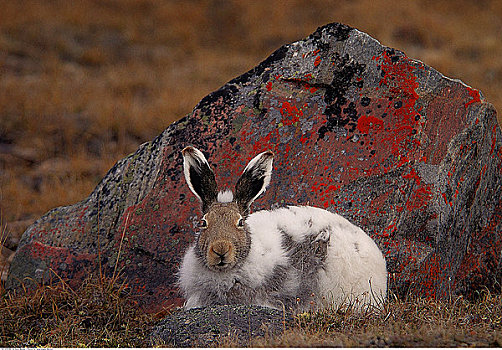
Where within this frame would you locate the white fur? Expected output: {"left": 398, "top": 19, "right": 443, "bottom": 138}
{"left": 217, "top": 190, "right": 234, "bottom": 203}
{"left": 242, "top": 151, "right": 273, "bottom": 205}
{"left": 182, "top": 147, "right": 209, "bottom": 202}
{"left": 318, "top": 214, "right": 388, "bottom": 307}
{"left": 247, "top": 206, "right": 387, "bottom": 306}
{"left": 178, "top": 205, "right": 387, "bottom": 311}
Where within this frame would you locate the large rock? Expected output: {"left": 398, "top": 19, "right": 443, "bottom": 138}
{"left": 7, "top": 23, "right": 502, "bottom": 311}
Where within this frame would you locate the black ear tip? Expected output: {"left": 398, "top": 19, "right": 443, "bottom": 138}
{"left": 263, "top": 150, "right": 274, "bottom": 159}
{"left": 182, "top": 146, "right": 197, "bottom": 156}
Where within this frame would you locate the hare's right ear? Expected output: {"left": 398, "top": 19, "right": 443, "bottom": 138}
{"left": 235, "top": 150, "right": 274, "bottom": 213}
{"left": 182, "top": 146, "right": 217, "bottom": 212}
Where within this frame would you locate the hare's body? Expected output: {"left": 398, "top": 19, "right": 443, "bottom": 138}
{"left": 179, "top": 205, "right": 387, "bottom": 311}
{"left": 179, "top": 146, "right": 387, "bottom": 312}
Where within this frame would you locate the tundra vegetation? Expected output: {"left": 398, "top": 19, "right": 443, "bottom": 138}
{"left": 1, "top": 271, "right": 502, "bottom": 347}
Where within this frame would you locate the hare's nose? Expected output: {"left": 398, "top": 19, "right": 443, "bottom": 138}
{"left": 210, "top": 240, "right": 232, "bottom": 258}
{"left": 207, "top": 240, "right": 236, "bottom": 270}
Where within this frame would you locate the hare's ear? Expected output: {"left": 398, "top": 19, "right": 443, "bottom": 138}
{"left": 235, "top": 150, "right": 274, "bottom": 213}
{"left": 182, "top": 146, "right": 217, "bottom": 212}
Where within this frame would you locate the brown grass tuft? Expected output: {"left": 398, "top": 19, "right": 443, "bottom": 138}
{"left": 0, "top": 273, "right": 156, "bottom": 347}
{"left": 256, "top": 291, "right": 502, "bottom": 347}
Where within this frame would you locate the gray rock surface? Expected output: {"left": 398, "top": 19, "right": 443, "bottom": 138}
{"left": 149, "top": 305, "right": 293, "bottom": 347}
{"left": 7, "top": 22, "right": 502, "bottom": 312}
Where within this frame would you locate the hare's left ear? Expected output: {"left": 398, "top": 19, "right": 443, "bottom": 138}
{"left": 182, "top": 146, "right": 218, "bottom": 213}
{"left": 235, "top": 151, "right": 274, "bottom": 213}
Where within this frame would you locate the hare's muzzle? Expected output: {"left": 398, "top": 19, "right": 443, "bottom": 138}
{"left": 207, "top": 240, "right": 235, "bottom": 271}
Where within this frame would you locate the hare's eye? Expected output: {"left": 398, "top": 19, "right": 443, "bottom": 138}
{"left": 199, "top": 219, "right": 208, "bottom": 229}
{"left": 237, "top": 218, "right": 245, "bottom": 228}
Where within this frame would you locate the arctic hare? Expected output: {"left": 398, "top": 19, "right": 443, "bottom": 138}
{"left": 178, "top": 146, "right": 387, "bottom": 312}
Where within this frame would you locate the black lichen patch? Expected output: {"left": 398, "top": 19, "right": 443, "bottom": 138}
{"left": 230, "top": 45, "right": 289, "bottom": 87}
{"left": 361, "top": 96, "right": 371, "bottom": 107}
{"left": 252, "top": 89, "right": 267, "bottom": 118}
{"left": 196, "top": 84, "right": 238, "bottom": 117}
{"left": 309, "top": 22, "right": 353, "bottom": 44}
{"left": 318, "top": 53, "right": 366, "bottom": 139}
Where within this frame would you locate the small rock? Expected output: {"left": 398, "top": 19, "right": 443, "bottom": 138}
{"left": 149, "top": 305, "right": 293, "bottom": 347}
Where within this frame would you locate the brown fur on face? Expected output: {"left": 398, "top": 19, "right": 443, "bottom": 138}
{"left": 196, "top": 202, "right": 250, "bottom": 272}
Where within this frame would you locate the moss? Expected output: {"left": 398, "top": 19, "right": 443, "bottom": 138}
{"left": 232, "top": 112, "right": 247, "bottom": 133}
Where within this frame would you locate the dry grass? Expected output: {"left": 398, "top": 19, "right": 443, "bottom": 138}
{"left": 0, "top": 219, "right": 9, "bottom": 284}
{"left": 2, "top": 279, "right": 502, "bottom": 347}
{"left": 0, "top": 273, "right": 157, "bottom": 347}
{"left": 254, "top": 291, "right": 502, "bottom": 347}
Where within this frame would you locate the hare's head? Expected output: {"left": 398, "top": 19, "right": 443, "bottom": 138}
{"left": 182, "top": 146, "right": 273, "bottom": 272}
